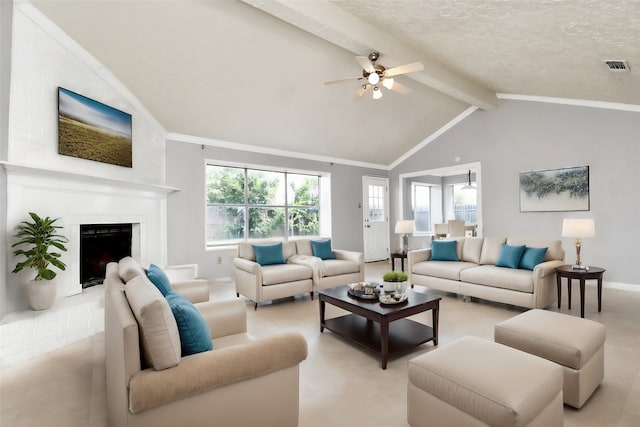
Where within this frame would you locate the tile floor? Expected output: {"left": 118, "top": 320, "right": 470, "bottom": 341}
{"left": 1, "top": 261, "right": 639, "bottom": 427}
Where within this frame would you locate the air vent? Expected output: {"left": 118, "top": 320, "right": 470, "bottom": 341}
{"left": 603, "top": 60, "right": 630, "bottom": 72}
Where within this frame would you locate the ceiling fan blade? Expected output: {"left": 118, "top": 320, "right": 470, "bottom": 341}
{"left": 355, "top": 56, "right": 375, "bottom": 73}
{"left": 390, "top": 81, "right": 411, "bottom": 95}
{"left": 384, "top": 62, "right": 424, "bottom": 77}
{"left": 356, "top": 84, "right": 370, "bottom": 97}
{"left": 324, "top": 76, "right": 364, "bottom": 85}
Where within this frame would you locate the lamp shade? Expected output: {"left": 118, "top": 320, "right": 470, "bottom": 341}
{"left": 395, "top": 220, "right": 415, "bottom": 235}
{"left": 562, "top": 218, "right": 595, "bottom": 238}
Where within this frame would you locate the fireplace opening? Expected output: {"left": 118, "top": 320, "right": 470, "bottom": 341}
{"left": 80, "top": 223, "right": 133, "bottom": 288}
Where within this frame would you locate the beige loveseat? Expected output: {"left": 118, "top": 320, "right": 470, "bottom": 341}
{"left": 105, "top": 259, "right": 308, "bottom": 427}
{"left": 234, "top": 239, "right": 364, "bottom": 309}
{"left": 408, "top": 237, "right": 565, "bottom": 309}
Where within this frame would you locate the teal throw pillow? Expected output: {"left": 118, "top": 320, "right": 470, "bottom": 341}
{"left": 311, "top": 239, "right": 335, "bottom": 260}
{"left": 165, "top": 292, "right": 213, "bottom": 356}
{"left": 496, "top": 244, "right": 526, "bottom": 269}
{"left": 518, "top": 247, "right": 548, "bottom": 270}
{"left": 431, "top": 240, "right": 458, "bottom": 261}
{"left": 253, "top": 242, "right": 286, "bottom": 266}
{"left": 146, "top": 264, "right": 173, "bottom": 296}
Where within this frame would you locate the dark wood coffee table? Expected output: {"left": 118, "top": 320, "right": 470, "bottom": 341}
{"left": 318, "top": 285, "right": 441, "bottom": 369}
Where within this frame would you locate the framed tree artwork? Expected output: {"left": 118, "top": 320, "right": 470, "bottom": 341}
{"left": 519, "top": 166, "right": 590, "bottom": 212}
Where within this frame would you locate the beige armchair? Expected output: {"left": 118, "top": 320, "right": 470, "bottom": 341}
{"left": 234, "top": 239, "right": 364, "bottom": 309}
{"left": 105, "top": 262, "right": 308, "bottom": 427}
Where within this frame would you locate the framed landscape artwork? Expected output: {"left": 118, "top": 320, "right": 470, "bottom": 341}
{"left": 519, "top": 166, "right": 590, "bottom": 212}
{"left": 57, "top": 87, "right": 132, "bottom": 167}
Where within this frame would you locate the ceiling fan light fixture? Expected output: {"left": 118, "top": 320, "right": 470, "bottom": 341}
{"left": 372, "top": 86, "right": 382, "bottom": 100}
{"left": 368, "top": 72, "right": 380, "bottom": 85}
{"left": 325, "top": 52, "right": 421, "bottom": 98}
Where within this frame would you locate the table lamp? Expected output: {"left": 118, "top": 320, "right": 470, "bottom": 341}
{"left": 562, "top": 218, "right": 595, "bottom": 270}
{"left": 395, "top": 220, "right": 415, "bottom": 253}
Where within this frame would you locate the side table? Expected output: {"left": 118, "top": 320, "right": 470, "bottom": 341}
{"left": 390, "top": 251, "right": 408, "bottom": 272}
{"left": 555, "top": 265, "right": 606, "bottom": 318}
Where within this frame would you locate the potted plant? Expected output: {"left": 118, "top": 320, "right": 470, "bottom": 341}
{"left": 382, "top": 271, "right": 409, "bottom": 294}
{"left": 12, "top": 212, "right": 68, "bottom": 310}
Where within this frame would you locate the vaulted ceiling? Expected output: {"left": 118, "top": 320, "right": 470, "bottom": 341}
{"left": 31, "top": 0, "right": 640, "bottom": 167}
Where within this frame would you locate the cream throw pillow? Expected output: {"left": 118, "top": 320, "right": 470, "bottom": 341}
{"left": 119, "top": 256, "right": 146, "bottom": 282}
{"left": 479, "top": 237, "right": 507, "bottom": 265}
{"left": 125, "top": 275, "right": 181, "bottom": 370}
{"left": 462, "top": 237, "right": 484, "bottom": 264}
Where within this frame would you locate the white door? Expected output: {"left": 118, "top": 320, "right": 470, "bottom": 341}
{"left": 362, "top": 176, "right": 389, "bottom": 262}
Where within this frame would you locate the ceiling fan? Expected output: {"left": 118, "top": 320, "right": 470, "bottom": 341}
{"left": 324, "top": 52, "right": 424, "bottom": 100}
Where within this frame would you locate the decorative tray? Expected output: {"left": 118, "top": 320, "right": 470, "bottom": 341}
{"left": 379, "top": 294, "right": 408, "bottom": 305}
{"left": 348, "top": 282, "right": 380, "bottom": 300}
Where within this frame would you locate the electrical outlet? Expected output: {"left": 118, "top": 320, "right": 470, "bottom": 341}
{"left": 217, "top": 256, "right": 223, "bottom": 264}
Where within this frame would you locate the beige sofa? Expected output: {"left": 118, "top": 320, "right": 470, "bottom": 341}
{"left": 105, "top": 260, "right": 308, "bottom": 427}
{"left": 408, "top": 237, "right": 565, "bottom": 309}
{"left": 234, "top": 239, "right": 364, "bottom": 309}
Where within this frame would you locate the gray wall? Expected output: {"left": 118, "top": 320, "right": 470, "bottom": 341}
{"left": 0, "top": 0, "right": 13, "bottom": 317}
{"left": 390, "top": 99, "right": 639, "bottom": 286}
{"left": 165, "top": 140, "right": 386, "bottom": 280}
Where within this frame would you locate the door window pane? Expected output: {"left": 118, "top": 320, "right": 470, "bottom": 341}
{"left": 368, "top": 184, "right": 385, "bottom": 222}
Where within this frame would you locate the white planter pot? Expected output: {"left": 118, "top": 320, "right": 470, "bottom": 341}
{"left": 383, "top": 281, "right": 407, "bottom": 295}
{"left": 25, "top": 279, "right": 57, "bottom": 310}
{"left": 382, "top": 281, "right": 395, "bottom": 293}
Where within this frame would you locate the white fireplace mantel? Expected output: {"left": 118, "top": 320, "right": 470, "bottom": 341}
{"left": 1, "top": 161, "right": 179, "bottom": 195}
{"left": 3, "top": 160, "right": 176, "bottom": 311}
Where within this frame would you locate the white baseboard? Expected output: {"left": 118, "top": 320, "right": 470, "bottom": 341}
{"left": 212, "top": 277, "right": 234, "bottom": 283}
{"left": 580, "top": 280, "right": 640, "bottom": 293}
{"left": 601, "top": 281, "right": 640, "bottom": 293}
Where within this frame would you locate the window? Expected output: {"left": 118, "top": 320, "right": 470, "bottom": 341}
{"left": 411, "top": 183, "right": 431, "bottom": 233}
{"left": 206, "top": 165, "right": 321, "bottom": 245}
{"left": 367, "top": 184, "right": 385, "bottom": 222}
{"left": 452, "top": 183, "right": 477, "bottom": 223}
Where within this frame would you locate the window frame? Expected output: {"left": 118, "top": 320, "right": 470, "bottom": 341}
{"left": 411, "top": 182, "right": 432, "bottom": 234}
{"left": 205, "top": 162, "right": 325, "bottom": 247}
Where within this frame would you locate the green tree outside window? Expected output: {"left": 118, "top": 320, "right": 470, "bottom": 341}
{"left": 206, "top": 166, "right": 320, "bottom": 244}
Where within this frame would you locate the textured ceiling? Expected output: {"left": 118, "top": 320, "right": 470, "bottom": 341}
{"left": 333, "top": 0, "right": 640, "bottom": 104}
{"left": 29, "top": 0, "right": 640, "bottom": 167}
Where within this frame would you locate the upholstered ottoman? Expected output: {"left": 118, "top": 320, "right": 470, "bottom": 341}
{"left": 494, "top": 309, "right": 606, "bottom": 408}
{"left": 407, "top": 336, "right": 563, "bottom": 427}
